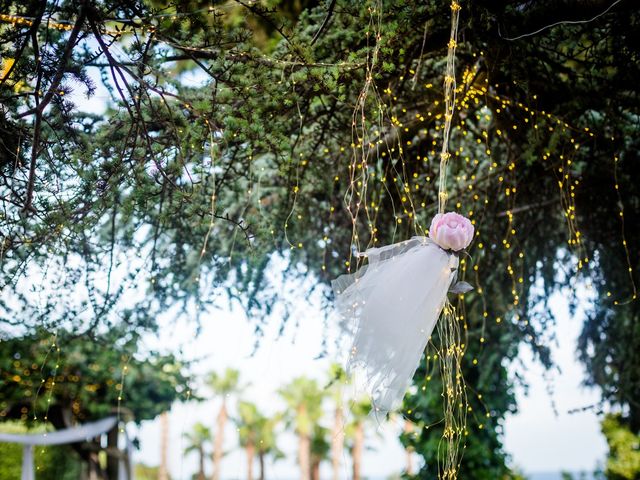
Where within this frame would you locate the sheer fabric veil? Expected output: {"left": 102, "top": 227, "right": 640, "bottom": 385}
{"left": 332, "top": 237, "right": 458, "bottom": 416}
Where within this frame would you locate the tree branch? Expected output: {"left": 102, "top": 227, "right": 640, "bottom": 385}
{"left": 21, "top": 1, "right": 88, "bottom": 212}
{"left": 18, "top": 3, "right": 88, "bottom": 120}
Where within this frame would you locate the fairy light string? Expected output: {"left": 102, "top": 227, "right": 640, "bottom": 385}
{"left": 345, "top": 0, "right": 385, "bottom": 271}
{"left": 610, "top": 154, "right": 638, "bottom": 304}
{"left": 432, "top": 2, "right": 466, "bottom": 479}
{"left": 437, "top": 0, "right": 461, "bottom": 214}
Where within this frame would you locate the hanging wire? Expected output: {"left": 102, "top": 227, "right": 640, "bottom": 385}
{"left": 437, "top": 1, "right": 461, "bottom": 214}
{"left": 436, "top": 4, "right": 467, "bottom": 479}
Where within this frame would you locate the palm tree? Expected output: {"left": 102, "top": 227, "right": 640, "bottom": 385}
{"left": 346, "top": 398, "right": 371, "bottom": 480}
{"left": 255, "top": 414, "right": 283, "bottom": 480}
{"left": 184, "top": 423, "right": 212, "bottom": 480}
{"left": 207, "top": 368, "right": 242, "bottom": 480}
{"left": 327, "top": 364, "right": 349, "bottom": 480}
{"left": 310, "top": 425, "right": 330, "bottom": 480}
{"left": 236, "top": 402, "right": 283, "bottom": 480}
{"left": 236, "top": 401, "right": 260, "bottom": 480}
{"left": 279, "top": 377, "right": 325, "bottom": 480}
{"left": 403, "top": 418, "right": 415, "bottom": 475}
{"left": 159, "top": 411, "right": 170, "bottom": 480}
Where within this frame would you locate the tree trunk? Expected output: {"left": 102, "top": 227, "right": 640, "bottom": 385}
{"left": 331, "top": 405, "right": 344, "bottom": 480}
{"left": 198, "top": 446, "right": 206, "bottom": 480}
{"left": 106, "top": 426, "right": 119, "bottom": 480}
{"left": 212, "top": 400, "right": 227, "bottom": 480}
{"left": 404, "top": 419, "right": 414, "bottom": 475}
{"left": 405, "top": 448, "right": 414, "bottom": 476}
{"left": 159, "top": 411, "right": 170, "bottom": 480}
{"left": 351, "top": 422, "right": 364, "bottom": 480}
{"left": 88, "top": 451, "right": 100, "bottom": 480}
{"left": 311, "top": 459, "right": 320, "bottom": 480}
{"left": 298, "top": 433, "right": 311, "bottom": 480}
{"left": 246, "top": 440, "right": 255, "bottom": 480}
{"left": 258, "top": 452, "right": 265, "bottom": 480}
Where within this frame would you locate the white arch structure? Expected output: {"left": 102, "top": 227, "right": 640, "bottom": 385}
{"left": 0, "top": 416, "right": 132, "bottom": 480}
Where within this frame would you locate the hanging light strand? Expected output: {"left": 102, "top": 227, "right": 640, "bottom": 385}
{"left": 437, "top": 0, "right": 461, "bottom": 214}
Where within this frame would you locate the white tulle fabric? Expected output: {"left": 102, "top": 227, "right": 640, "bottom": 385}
{"left": 332, "top": 236, "right": 458, "bottom": 416}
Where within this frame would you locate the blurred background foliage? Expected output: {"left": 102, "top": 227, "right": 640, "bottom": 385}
{"left": 0, "top": 422, "right": 82, "bottom": 480}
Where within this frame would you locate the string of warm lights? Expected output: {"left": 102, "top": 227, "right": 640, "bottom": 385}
{"left": 0, "top": 12, "right": 110, "bottom": 34}
{"left": 429, "top": 3, "right": 467, "bottom": 478}
{"left": 116, "top": 356, "right": 130, "bottom": 432}
{"left": 32, "top": 335, "right": 60, "bottom": 424}
{"left": 611, "top": 154, "right": 638, "bottom": 304}
{"left": 343, "top": 0, "right": 385, "bottom": 272}
{"left": 437, "top": 0, "right": 461, "bottom": 216}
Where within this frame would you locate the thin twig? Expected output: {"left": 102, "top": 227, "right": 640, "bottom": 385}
{"left": 311, "top": 0, "right": 336, "bottom": 45}
{"left": 21, "top": 2, "right": 87, "bottom": 212}
{"left": 18, "top": 3, "right": 88, "bottom": 120}
{"left": 499, "top": 0, "right": 624, "bottom": 41}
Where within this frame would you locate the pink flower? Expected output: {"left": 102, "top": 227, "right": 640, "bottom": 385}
{"left": 429, "top": 212, "right": 474, "bottom": 251}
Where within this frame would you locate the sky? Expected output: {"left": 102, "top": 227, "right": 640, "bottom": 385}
{"left": 503, "top": 290, "right": 607, "bottom": 475}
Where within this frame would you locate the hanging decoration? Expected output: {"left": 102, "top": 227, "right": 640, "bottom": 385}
{"left": 333, "top": 1, "right": 469, "bottom": 478}
{"left": 332, "top": 215, "right": 472, "bottom": 416}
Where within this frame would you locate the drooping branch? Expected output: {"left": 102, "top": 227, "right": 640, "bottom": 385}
{"left": 21, "top": 1, "right": 88, "bottom": 213}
